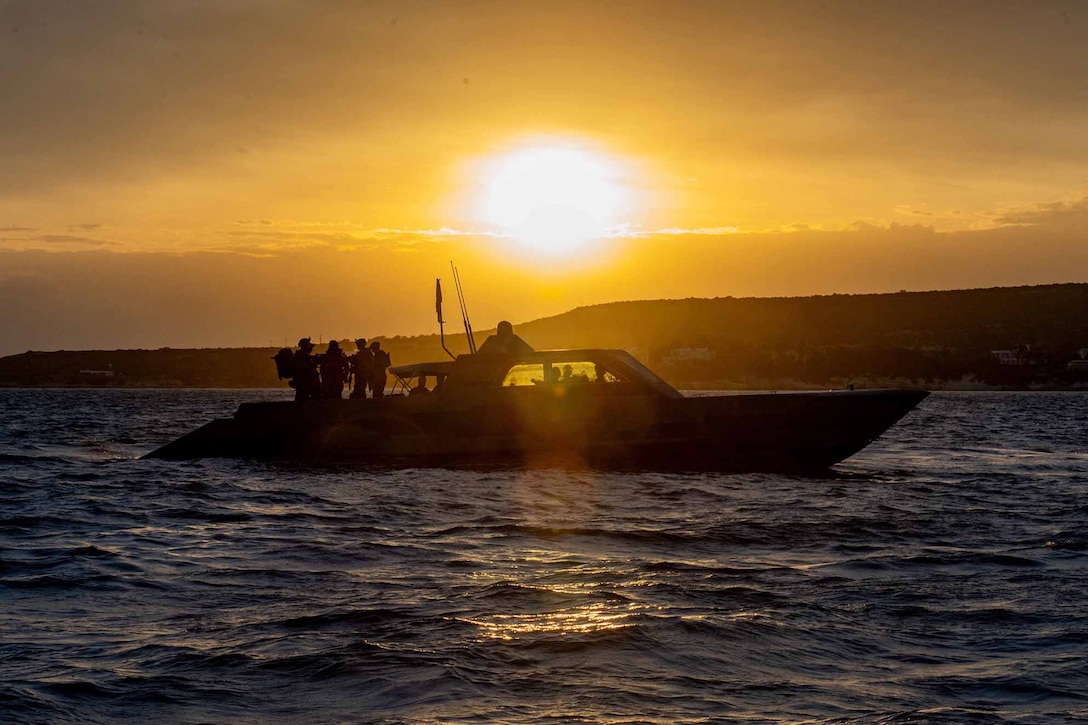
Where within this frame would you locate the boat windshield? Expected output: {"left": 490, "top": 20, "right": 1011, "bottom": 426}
{"left": 396, "top": 349, "right": 682, "bottom": 398}
{"left": 501, "top": 360, "right": 624, "bottom": 387}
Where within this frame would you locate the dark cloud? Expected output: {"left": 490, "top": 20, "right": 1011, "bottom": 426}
{"left": 0, "top": 225, "right": 35, "bottom": 232}
{"left": 68, "top": 223, "right": 102, "bottom": 231}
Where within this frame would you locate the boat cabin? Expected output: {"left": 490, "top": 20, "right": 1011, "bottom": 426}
{"left": 388, "top": 349, "right": 682, "bottom": 399}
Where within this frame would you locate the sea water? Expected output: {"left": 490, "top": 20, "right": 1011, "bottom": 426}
{"left": 2, "top": 389, "right": 1087, "bottom": 723}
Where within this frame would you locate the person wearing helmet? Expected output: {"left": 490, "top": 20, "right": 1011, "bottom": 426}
{"left": 320, "top": 340, "right": 349, "bottom": 399}
{"left": 349, "top": 338, "right": 372, "bottom": 399}
{"left": 369, "top": 340, "right": 391, "bottom": 398}
{"left": 292, "top": 338, "right": 320, "bottom": 401}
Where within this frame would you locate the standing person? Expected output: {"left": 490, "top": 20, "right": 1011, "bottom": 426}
{"left": 369, "top": 341, "right": 391, "bottom": 398}
{"left": 319, "top": 340, "right": 349, "bottom": 399}
{"left": 292, "top": 338, "right": 320, "bottom": 401}
{"left": 349, "top": 338, "right": 372, "bottom": 399}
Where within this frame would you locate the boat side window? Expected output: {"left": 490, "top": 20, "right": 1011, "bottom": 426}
{"left": 594, "top": 366, "right": 624, "bottom": 384}
{"left": 501, "top": 363, "right": 546, "bottom": 387}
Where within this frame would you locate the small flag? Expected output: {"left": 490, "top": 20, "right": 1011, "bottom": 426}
{"left": 435, "top": 278, "right": 444, "bottom": 323}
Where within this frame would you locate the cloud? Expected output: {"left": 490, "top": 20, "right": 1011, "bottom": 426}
{"left": 636, "top": 227, "right": 741, "bottom": 236}
{"left": 232, "top": 219, "right": 499, "bottom": 236}
{"left": 223, "top": 225, "right": 499, "bottom": 251}
{"left": 68, "top": 223, "right": 103, "bottom": 231}
{"left": 370, "top": 227, "right": 502, "bottom": 239}
{"left": 0, "top": 225, "right": 34, "bottom": 232}
{"left": 34, "top": 234, "right": 118, "bottom": 247}
{"left": 994, "top": 198, "right": 1088, "bottom": 226}
{"left": 895, "top": 206, "right": 936, "bottom": 217}
{"left": 615, "top": 221, "right": 942, "bottom": 238}
{"left": 845, "top": 221, "right": 938, "bottom": 236}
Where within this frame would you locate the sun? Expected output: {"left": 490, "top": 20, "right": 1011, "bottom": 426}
{"left": 479, "top": 145, "right": 629, "bottom": 254}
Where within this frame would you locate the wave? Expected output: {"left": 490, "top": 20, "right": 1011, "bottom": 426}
{"left": 277, "top": 607, "right": 418, "bottom": 630}
{"left": 0, "top": 514, "right": 85, "bottom": 530}
{"left": 67, "top": 545, "right": 119, "bottom": 558}
{"left": 0, "top": 452, "right": 75, "bottom": 464}
{"left": 156, "top": 508, "right": 252, "bottom": 523}
{"left": 835, "top": 550, "right": 1045, "bottom": 572}
{"left": 0, "top": 571, "right": 136, "bottom": 589}
{"left": 1045, "top": 538, "right": 1088, "bottom": 551}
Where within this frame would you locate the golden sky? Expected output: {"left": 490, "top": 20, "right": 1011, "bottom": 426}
{"left": 2, "top": 0, "right": 1087, "bottom": 354}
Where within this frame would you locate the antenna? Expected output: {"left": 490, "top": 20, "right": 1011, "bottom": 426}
{"left": 451, "top": 261, "right": 477, "bottom": 354}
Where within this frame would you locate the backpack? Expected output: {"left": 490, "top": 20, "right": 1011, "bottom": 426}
{"left": 272, "top": 348, "right": 295, "bottom": 380}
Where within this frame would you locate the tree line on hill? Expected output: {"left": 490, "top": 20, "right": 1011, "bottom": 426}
{"left": 1, "top": 283, "right": 1086, "bottom": 389}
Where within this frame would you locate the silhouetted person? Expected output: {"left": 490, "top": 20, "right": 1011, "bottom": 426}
{"left": 477, "top": 320, "right": 534, "bottom": 356}
{"left": 320, "top": 340, "right": 348, "bottom": 399}
{"left": 292, "top": 338, "right": 320, "bottom": 401}
{"left": 433, "top": 374, "right": 446, "bottom": 393}
{"left": 409, "top": 375, "right": 430, "bottom": 396}
{"left": 349, "top": 337, "right": 372, "bottom": 399}
{"left": 369, "top": 341, "right": 391, "bottom": 398}
{"left": 593, "top": 363, "right": 609, "bottom": 383}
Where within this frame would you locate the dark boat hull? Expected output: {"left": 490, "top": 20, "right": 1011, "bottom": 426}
{"left": 146, "top": 388, "right": 927, "bottom": 471}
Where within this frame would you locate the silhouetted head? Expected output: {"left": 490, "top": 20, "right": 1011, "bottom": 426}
{"left": 562, "top": 364, "right": 573, "bottom": 378}
{"left": 355, "top": 338, "right": 366, "bottom": 349}
{"left": 328, "top": 340, "right": 340, "bottom": 351}
{"left": 497, "top": 320, "right": 513, "bottom": 338}
{"left": 369, "top": 341, "right": 381, "bottom": 351}
{"left": 298, "top": 337, "right": 313, "bottom": 350}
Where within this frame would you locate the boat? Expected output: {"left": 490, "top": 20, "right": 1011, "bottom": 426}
{"left": 145, "top": 337, "right": 927, "bottom": 471}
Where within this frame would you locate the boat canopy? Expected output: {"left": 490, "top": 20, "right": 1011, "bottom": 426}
{"left": 388, "top": 361, "right": 456, "bottom": 381}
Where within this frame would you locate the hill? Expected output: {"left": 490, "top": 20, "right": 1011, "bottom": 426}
{"left": 2, "top": 283, "right": 1087, "bottom": 389}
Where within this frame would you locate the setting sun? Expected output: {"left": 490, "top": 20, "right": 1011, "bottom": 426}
{"left": 479, "top": 145, "right": 629, "bottom": 254}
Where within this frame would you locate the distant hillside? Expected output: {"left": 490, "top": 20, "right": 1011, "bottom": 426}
{"left": 515, "top": 283, "right": 1088, "bottom": 355}
{"left": 0, "top": 347, "right": 286, "bottom": 388}
{"left": 2, "top": 283, "right": 1088, "bottom": 389}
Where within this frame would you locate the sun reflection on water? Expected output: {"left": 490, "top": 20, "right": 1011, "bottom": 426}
{"left": 464, "top": 600, "right": 640, "bottom": 641}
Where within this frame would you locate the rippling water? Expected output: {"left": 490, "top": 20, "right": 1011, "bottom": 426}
{"left": 2, "top": 389, "right": 1087, "bottom": 723}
